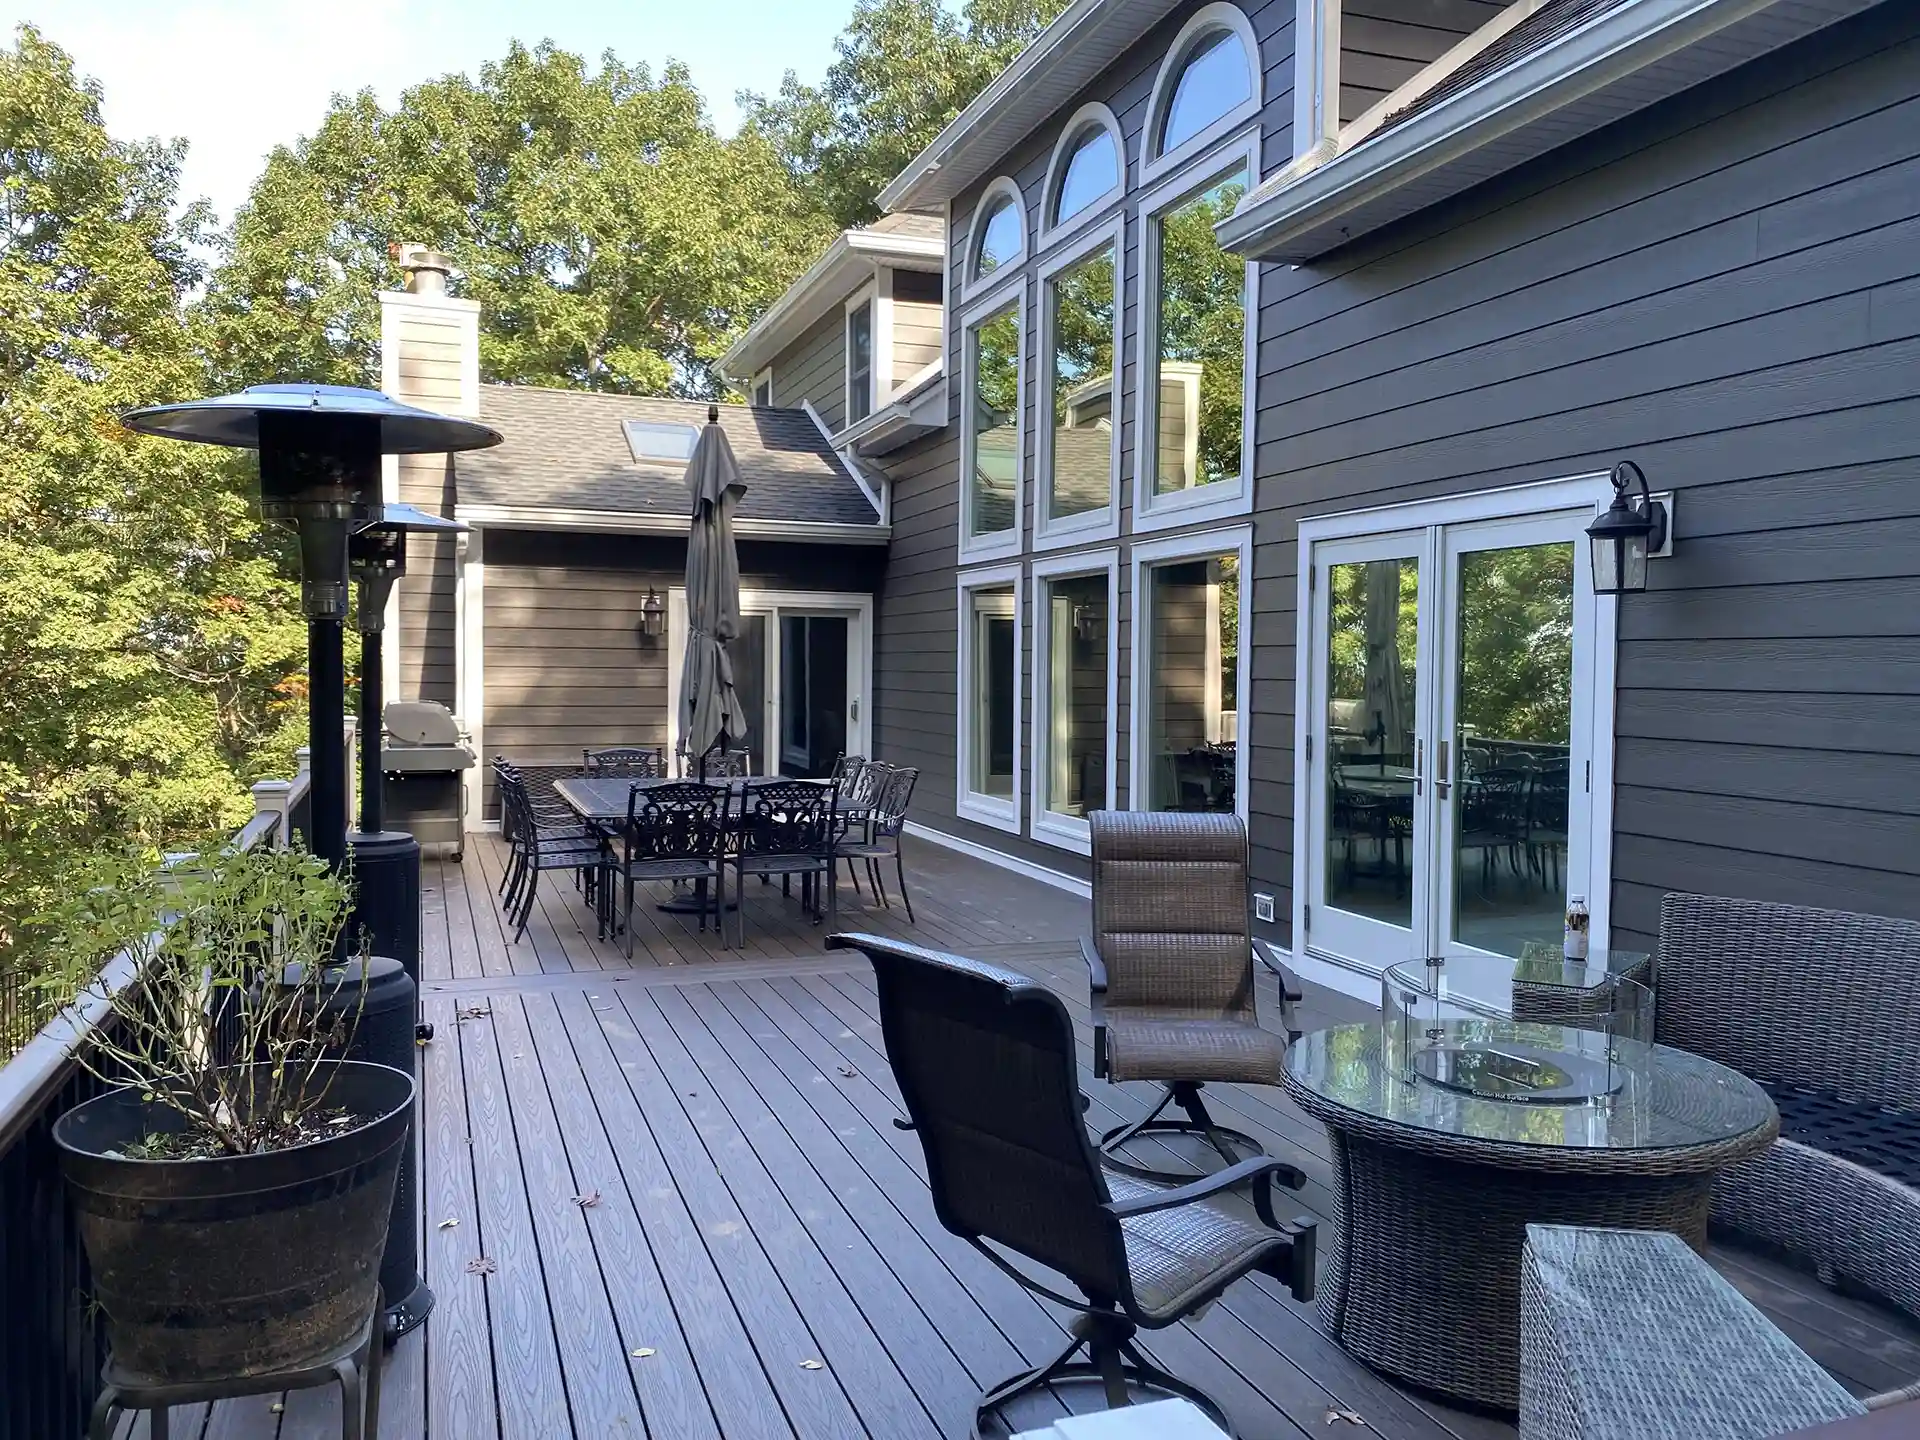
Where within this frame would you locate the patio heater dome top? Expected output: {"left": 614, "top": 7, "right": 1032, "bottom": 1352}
{"left": 120, "top": 383, "right": 501, "bottom": 455}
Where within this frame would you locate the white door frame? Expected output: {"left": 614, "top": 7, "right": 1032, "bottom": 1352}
{"left": 1292, "top": 474, "right": 1620, "bottom": 977}
{"left": 667, "top": 588, "right": 874, "bottom": 774}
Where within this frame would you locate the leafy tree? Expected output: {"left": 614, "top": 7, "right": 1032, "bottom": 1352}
{"left": 204, "top": 41, "right": 832, "bottom": 398}
{"left": 744, "top": 0, "right": 1072, "bottom": 231}
{"left": 0, "top": 27, "right": 309, "bottom": 947}
{"left": 1153, "top": 169, "right": 1248, "bottom": 490}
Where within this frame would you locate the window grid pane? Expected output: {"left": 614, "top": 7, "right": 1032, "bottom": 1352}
{"left": 968, "top": 304, "right": 1019, "bottom": 539}
{"left": 969, "top": 587, "right": 1016, "bottom": 800}
{"left": 1159, "top": 29, "right": 1252, "bottom": 156}
{"left": 1150, "top": 167, "right": 1249, "bottom": 497}
{"left": 1053, "top": 126, "right": 1119, "bottom": 226}
{"left": 1045, "top": 242, "right": 1117, "bottom": 524}
{"left": 1145, "top": 554, "right": 1239, "bottom": 813}
{"left": 1046, "top": 574, "right": 1109, "bottom": 818}
{"left": 975, "top": 197, "right": 1022, "bottom": 279}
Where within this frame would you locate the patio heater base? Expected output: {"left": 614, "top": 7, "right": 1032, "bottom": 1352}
{"left": 348, "top": 830, "right": 421, "bottom": 979}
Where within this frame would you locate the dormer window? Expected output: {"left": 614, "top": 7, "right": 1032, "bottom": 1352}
{"left": 623, "top": 420, "right": 698, "bottom": 465}
{"left": 845, "top": 297, "right": 874, "bottom": 425}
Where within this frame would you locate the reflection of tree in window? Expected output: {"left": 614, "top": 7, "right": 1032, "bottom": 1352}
{"left": 1053, "top": 125, "right": 1118, "bottom": 225}
{"left": 1153, "top": 169, "right": 1247, "bottom": 495}
{"left": 1457, "top": 545, "right": 1573, "bottom": 746}
{"left": 1158, "top": 28, "right": 1252, "bottom": 155}
{"left": 974, "top": 195, "right": 1021, "bottom": 279}
{"left": 1147, "top": 555, "right": 1239, "bottom": 812}
{"left": 969, "top": 306, "right": 1019, "bottom": 537}
{"left": 1047, "top": 244, "right": 1115, "bottom": 521}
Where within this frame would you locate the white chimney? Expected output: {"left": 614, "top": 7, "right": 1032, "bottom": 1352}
{"left": 377, "top": 243, "right": 483, "bottom": 817}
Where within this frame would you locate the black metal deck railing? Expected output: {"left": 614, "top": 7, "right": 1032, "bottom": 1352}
{"left": 0, "top": 766, "right": 314, "bottom": 1440}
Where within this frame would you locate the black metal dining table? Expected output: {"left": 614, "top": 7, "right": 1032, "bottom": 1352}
{"left": 551, "top": 774, "right": 870, "bottom": 925}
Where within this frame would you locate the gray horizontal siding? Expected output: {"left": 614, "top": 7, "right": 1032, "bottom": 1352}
{"left": 770, "top": 308, "right": 847, "bottom": 431}
{"left": 892, "top": 297, "right": 943, "bottom": 388}
{"left": 1246, "top": 2, "right": 1920, "bottom": 948}
{"left": 480, "top": 530, "right": 883, "bottom": 817}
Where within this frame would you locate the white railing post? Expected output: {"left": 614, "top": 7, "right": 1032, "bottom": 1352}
{"left": 343, "top": 713, "right": 359, "bottom": 833}
{"left": 251, "top": 778, "right": 294, "bottom": 850}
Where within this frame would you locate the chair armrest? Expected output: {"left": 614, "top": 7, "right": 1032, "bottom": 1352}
{"left": 1255, "top": 945, "right": 1305, "bottom": 1043}
{"left": 1081, "top": 935, "right": 1107, "bottom": 993}
{"left": 1104, "top": 1155, "right": 1308, "bottom": 1226}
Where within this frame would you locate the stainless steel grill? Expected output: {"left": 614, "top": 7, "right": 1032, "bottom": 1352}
{"left": 380, "top": 701, "right": 473, "bottom": 859}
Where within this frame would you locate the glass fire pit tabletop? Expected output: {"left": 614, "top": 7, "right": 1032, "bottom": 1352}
{"left": 1285, "top": 1022, "right": 1775, "bottom": 1152}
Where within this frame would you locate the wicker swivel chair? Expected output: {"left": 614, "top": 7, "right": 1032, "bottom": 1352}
{"left": 1086, "top": 811, "right": 1298, "bottom": 1183}
{"left": 826, "top": 932, "right": 1315, "bottom": 1435}
{"left": 1657, "top": 893, "right": 1920, "bottom": 1324}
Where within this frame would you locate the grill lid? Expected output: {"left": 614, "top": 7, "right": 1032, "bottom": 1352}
{"left": 385, "top": 700, "right": 462, "bottom": 747}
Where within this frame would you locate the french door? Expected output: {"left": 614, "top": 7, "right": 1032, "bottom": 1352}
{"left": 668, "top": 589, "right": 871, "bottom": 777}
{"left": 1299, "top": 488, "right": 1612, "bottom": 976}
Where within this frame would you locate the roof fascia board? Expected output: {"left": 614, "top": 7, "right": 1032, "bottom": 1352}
{"left": 1218, "top": 0, "right": 1826, "bottom": 259}
{"left": 457, "top": 503, "right": 891, "bottom": 545}
{"left": 801, "top": 397, "right": 887, "bottom": 518}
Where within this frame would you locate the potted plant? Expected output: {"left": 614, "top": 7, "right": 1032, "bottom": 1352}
{"left": 39, "top": 845, "right": 412, "bottom": 1382}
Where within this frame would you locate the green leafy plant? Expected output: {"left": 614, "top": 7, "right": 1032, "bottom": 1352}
{"left": 36, "top": 844, "right": 368, "bottom": 1158}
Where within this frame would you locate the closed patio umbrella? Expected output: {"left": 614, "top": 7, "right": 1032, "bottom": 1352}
{"left": 679, "top": 405, "right": 749, "bottom": 777}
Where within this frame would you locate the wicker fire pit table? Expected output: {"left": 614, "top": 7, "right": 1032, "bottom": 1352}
{"left": 1283, "top": 1021, "right": 1777, "bottom": 1412}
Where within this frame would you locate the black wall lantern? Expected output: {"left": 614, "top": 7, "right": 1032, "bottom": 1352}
{"left": 1586, "top": 460, "right": 1670, "bottom": 595}
{"left": 640, "top": 585, "right": 666, "bottom": 641}
{"left": 1072, "top": 603, "right": 1102, "bottom": 644}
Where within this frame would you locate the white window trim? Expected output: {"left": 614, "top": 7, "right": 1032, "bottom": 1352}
{"left": 956, "top": 561, "right": 1025, "bottom": 834}
{"left": 1034, "top": 213, "right": 1124, "bottom": 553}
{"left": 1130, "top": 524, "right": 1254, "bottom": 820}
{"left": 1132, "top": 129, "right": 1262, "bottom": 536}
{"left": 1029, "top": 547, "right": 1119, "bottom": 856}
{"left": 1141, "top": 2, "right": 1264, "bottom": 186}
{"left": 843, "top": 279, "right": 886, "bottom": 428}
{"left": 960, "top": 175, "right": 1028, "bottom": 305}
{"left": 1290, "top": 471, "right": 1622, "bottom": 960}
{"left": 958, "top": 276, "right": 1028, "bottom": 564}
{"left": 750, "top": 366, "right": 774, "bottom": 407}
{"left": 1037, "top": 101, "right": 1127, "bottom": 256}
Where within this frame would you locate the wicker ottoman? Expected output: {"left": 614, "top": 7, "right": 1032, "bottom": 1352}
{"left": 1518, "top": 1225, "right": 1863, "bottom": 1440}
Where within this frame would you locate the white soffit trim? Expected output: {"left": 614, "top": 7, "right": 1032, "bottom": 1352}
{"left": 456, "top": 504, "right": 891, "bottom": 545}
{"left": 1219, "top": 0, "right": 1882, "bottom": 262}
{"left": 879, "top": 0, "right": 1186, "bottom": 213}
{"left": 718, "top": 226, "right": 945, "bottom": 380}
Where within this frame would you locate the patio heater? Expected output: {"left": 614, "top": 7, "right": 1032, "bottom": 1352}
{"left": 348, "top": 503, "right": 467, "bottom": 994}
{"left": 120, "top": 385, "right": 500, "bottom": 870}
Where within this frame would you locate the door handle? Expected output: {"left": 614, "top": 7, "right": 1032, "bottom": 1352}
{"left": 1436, "top": 738, "right": 1452, "bottom": 798}
{"left": 1413, "top": 739, "right": 1423, "bottom": 796}
{"left": 850, "top": 697, "right": 860, "bottom": 722}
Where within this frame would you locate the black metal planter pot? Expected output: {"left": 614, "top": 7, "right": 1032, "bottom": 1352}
{"left": 52, "top": 1060, "right": 412, "bottom": 1383}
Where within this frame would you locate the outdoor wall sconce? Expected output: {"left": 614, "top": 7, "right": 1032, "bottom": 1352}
{"left": 1586, "top": 460, "right": 1670, "bottom": 595}
{"left": 640, "top": 585, "right": 666, "bottom": 641}
{"left": 1073, "top": 603, "right": 1102, "bottom": 644}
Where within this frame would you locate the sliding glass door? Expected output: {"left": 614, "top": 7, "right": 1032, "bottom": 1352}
{"left": 1302, "top": 497, "right": 1606, "bottom": 974}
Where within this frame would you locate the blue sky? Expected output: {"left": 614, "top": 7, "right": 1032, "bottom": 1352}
{"left": 3, "top": 0, "right": 854, "bottom": 225}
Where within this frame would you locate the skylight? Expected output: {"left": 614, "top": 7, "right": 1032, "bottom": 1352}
{"left": 623, "top": 420, "right": 698, "bottom": 465}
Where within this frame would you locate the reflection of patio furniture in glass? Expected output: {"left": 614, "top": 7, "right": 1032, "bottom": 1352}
{"left": 1657, "top": 893, "right": 1920, "bottom": 1331}
{"left": 1525, "top": 756, "right": 1570, "bottom": 891}
{"left": 1331, "top": 777, "right": 1408, "bottom": 897}
{"left": 1508, "top": 942, "right": 1654, "bottom": 1028}
{"left": 1157, "top": 747, "right": 1235, "bottom": 812}
{"left": 1284, "top": 994, "right": 1776, "bottom": 1410}
{"left": 1456, "top": 765, "right": 1530, "bottom": 893}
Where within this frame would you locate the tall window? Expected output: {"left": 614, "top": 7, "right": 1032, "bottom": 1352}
{"left": 959, "top": 575, "right": 1021, "bottom": 831}
{"left": 972, "top": 185, "right": 1024, "bottom": 282}
{"left": 1141, "top": 547, "right": 1243, "bottom": 813}
{"left": 1146, "top": 164, "right": 1250, "bottom": 499}
{"left": 964, "top": 298, "right": 1021, "bottom": 544}
{"left": 1048, "top": 119, "right": 1120, "bottom": 230}
{"left": 845, "top": 298, "right": 874, "bottom": 424}
{"left": 1043, "top": 236, "right": 1118, "bottom": 528}
{"left": 1035, "top": 561, "right": 1113, "bottom": 847}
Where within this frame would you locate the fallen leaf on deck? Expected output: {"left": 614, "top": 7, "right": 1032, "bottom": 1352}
{"left": 836, "top": 1066, "right": 857, "bottom": 1078}
{"left": 630, "top": 1347, "right": 656, "bottom": 1358}
{"left": 457, "top": 1004, "right": 492, "bottom": 1021}
{"left": 800, "top": 1359, "right": 825, "bottom": 1370}
{"left": 270, "top": 1403, "right": 284, "bottom": 1414}
{"left": 437, "top": 1217, "right": 458, "bottom": 1229}
{"left": 1324, "top": 1410, "right": 1366, "bottom": 1427}
{"left": 466, "top": 1256, "right": 497, "bottom": 1275}
{"left": 572, "top": 1190, "right": 602, "bottom": 1208}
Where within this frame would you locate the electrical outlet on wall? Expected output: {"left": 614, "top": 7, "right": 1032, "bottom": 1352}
{"left": 1253, "top": 892, "right": 1276, "bottom": 924}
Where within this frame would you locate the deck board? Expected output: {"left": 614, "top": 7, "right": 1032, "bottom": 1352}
{"left": 182, "top": 831, "right": 1920, "bottom": 1439}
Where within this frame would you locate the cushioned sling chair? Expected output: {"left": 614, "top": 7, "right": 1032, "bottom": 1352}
{"left": 827, "top": 932, "right": 1315, "bottom": 1436}
{"left": 1085, "top": 811, "right": 1300, "bottom": 1183}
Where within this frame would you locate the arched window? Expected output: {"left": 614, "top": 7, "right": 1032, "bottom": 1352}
{"left": 1145, "top": 4, "right": 1262, "bottom": 178}
{"left": 1042, "top": 104, "right": 1124, "bottom": 237}
{"left": 969, "top": 179, "right": 1025, "bottom": 284}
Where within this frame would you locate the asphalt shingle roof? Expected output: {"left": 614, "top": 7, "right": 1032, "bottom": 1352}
{"left": 1378, "top": 0, "right": 1630, "bottom": 133}
{"left": 458, "top": 387, "right": 881, "bottom": 527}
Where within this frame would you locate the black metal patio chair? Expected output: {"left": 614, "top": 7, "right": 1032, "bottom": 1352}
{"left": 584, "top": 745, "right": 667, "bottom": 778}
{"left": 825, "top": 932, "right": 1315, "bottom": 1434}
{"left": 676, "top": 738, "right": 752, "bottom": 779}
{"left": 495, "top": 763, "right": 603, "bottom": 943}
{"left": 602, "top": 781, "right": 730, "bottom": 955}
{"left": 722, "top": 779, "right": 842, "bottom": 948}
{"left": 834, "top": 763, "right": 919, "bottom": 922}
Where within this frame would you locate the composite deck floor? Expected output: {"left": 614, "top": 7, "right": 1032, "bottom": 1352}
{"left": 140, "top": 833, "right": 1920, "bottom": 1439}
